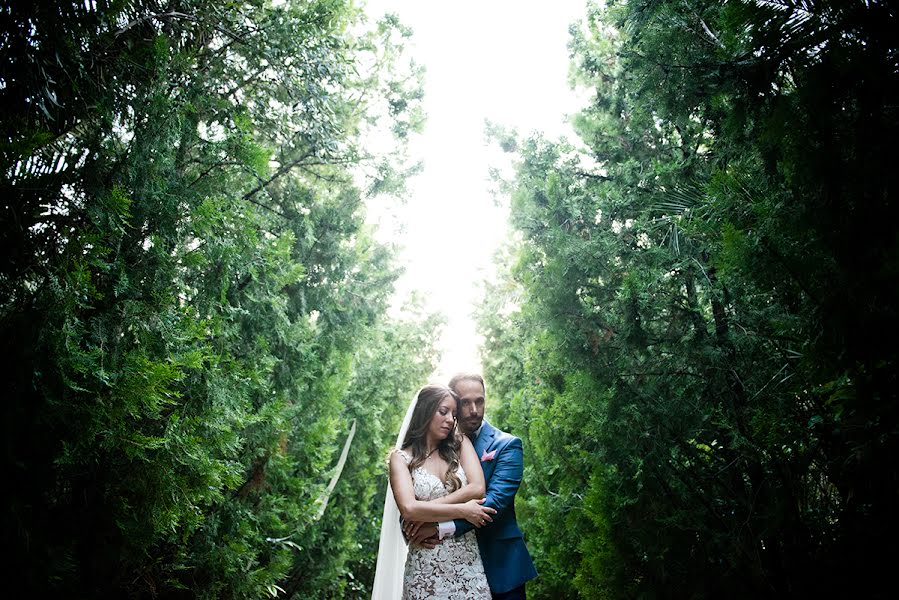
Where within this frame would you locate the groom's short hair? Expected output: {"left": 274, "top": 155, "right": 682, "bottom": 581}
{"left": 448, "top": 373, "right": 486, "bottom": 396}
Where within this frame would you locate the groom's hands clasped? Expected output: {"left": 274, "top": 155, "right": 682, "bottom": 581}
{"left": 404, "top": 498, "right": 495, "bottom": 549}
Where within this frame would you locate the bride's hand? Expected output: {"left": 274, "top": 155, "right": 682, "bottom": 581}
{"left": 461, "top": 498, "right": 496, "bottom": 528}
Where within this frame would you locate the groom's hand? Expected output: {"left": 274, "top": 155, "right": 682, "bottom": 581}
{"left": 411, "top": 524, "right": 439, "bottom": 548}
{"left": 415, "top": 535, "right": 439, "bottom": 550}
{"left": 402, "top": 518, "right": 423, "bottom": 541}
{"left": 407, "top": 522, "right": 440, "bottom": 548}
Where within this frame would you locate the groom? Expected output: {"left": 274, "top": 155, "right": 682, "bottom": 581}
{"left": 412, "top": 373, "right": 537, "bottom": 599}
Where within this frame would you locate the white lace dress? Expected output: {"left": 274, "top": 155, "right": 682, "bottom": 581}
{"left": 397, "top": 449, "right": 491, "bottom": 600}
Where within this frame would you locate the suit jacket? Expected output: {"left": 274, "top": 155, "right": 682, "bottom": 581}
{"left": 454, "top": 419, "right": 537, "bottom": 594}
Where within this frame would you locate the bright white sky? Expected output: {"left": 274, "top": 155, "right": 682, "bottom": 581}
{"left": 363, "top": 1, "right": 589, "bottom": 383}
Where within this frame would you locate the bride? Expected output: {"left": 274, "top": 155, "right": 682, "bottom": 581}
{"left": 372, "top": 385, "right": 495, "bottom": 599}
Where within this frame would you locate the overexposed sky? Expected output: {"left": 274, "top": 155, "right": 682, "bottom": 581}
{"left": 363, "top": 1, "right": 589, "bottom": 382}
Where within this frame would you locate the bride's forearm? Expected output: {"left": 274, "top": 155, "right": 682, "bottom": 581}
{"left": 429, "top": 481, "right": 485, "bottom": 506}
{"left": 398, "top": 499, "right": 471, "bottom": 522}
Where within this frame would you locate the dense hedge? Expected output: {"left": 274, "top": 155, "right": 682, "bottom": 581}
{"left": 481, "top": 1, "right": 898, "bottom": 598}
{"left": 2, "top": 1, "right": 433, "bottom": 597}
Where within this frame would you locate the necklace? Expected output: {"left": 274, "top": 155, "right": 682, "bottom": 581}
{"left": 423, "top": 446, "right": 438, "bottom": 461}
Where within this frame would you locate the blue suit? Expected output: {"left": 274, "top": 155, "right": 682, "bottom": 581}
{"left": 454, "top": 419, "right": 537, "bottom": 595}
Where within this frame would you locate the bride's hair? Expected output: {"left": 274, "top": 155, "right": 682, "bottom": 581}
{"left": 401, "top": 385, "right": 463, "bottom": 492}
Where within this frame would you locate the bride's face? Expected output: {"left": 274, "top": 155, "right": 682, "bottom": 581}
{"left": 428, "top": 394, "right": 457, "bottom": 442}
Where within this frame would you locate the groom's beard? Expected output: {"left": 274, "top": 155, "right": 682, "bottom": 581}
{"left": 461, "top": 416, "right": 482, "bottom": 435}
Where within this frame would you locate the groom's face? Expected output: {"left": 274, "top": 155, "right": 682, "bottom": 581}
{"left": 455, "top": 379, "right": 486, "bottom": 435}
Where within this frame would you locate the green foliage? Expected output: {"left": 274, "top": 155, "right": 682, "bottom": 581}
{"left": 2, "top": 1, "right": 434, "bottom": 597}
{"left": 483, "top": 1, "right": 898, "bottom": 597}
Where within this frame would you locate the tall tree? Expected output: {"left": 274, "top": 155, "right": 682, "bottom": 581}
{"left": 2, "top": 1, "right": 432, "bottom": 597}
{"left": 482, "top": 0, "right": 898, "bottom": 597}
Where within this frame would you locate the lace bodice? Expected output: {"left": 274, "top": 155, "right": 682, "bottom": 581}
{"left": 399, "top": 449, "right": 468, "bottom": 502}
{"left": 396, "top": 449, "right": 490, "bottom": 600}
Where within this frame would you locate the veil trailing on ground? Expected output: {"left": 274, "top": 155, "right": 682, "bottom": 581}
{"left": 371, "top": 389, "right": 419, "bottom": 599}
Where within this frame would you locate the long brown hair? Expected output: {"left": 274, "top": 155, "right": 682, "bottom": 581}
{"left": 401, "top": 385, "right": 463, "bottom": 492}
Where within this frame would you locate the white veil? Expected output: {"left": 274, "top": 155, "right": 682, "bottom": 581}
{"left": 371, "top": 389, "right": 419, "bottom": 599}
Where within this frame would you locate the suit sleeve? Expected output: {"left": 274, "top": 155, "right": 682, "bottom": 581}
{"left": 454, "top": 437, "right": 524, "bottom": 537}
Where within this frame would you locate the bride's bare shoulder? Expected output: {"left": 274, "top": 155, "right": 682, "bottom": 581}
{"left": 391, "top": 447, "right": 413, "bottom": 464}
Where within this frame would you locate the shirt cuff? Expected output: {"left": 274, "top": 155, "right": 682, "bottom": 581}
{"left": 437, "top": 520, "right": 456, "bottom": 540}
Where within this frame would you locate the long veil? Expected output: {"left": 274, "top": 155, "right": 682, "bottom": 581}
{"left": 371, "top": 390, "right": 419, "bottom": 599}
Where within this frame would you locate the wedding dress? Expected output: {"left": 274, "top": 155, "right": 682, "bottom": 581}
{"left": 371, "top": 391, "right": 490, "bottom": 600}
{"left": 396, "top": 449, "right": 490, "bottom": 600}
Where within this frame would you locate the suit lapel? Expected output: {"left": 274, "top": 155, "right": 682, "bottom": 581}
{"left": 475, "top": 420, "right": 497, "bottom": 479}
{"left": 475, "top": 419, "right": 496, "bottom": 456}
